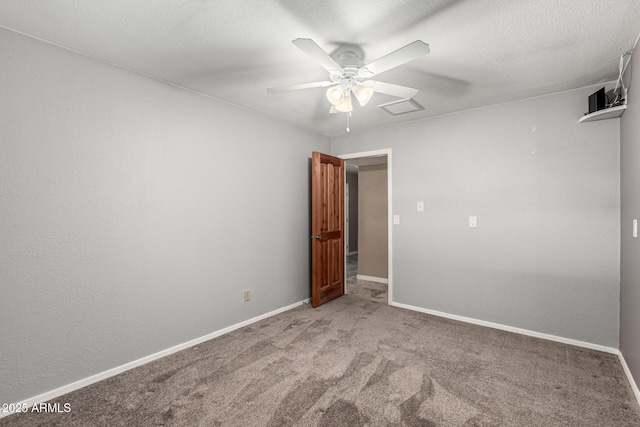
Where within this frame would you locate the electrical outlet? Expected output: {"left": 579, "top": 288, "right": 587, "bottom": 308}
{"left": 244, "top": 290, "right": 251, "bottom": 301}
{"left": 417, "top": 201, "right": 424, "bottom": 212}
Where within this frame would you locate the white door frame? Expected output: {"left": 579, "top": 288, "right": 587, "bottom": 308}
{"left": 339, "top": 149, "right": 393, "bottom": 305}
{"left": 345, "top": 182, "right": 349, "bottom": 254}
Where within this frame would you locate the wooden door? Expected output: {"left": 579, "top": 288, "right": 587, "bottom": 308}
{"left": 311, "top": 152, "right": 345, "bottom": 307}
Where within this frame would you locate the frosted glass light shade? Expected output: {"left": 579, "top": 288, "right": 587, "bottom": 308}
{"left": 353, "top": 85, "right": 374, "bottom": 106}
{"left": 335, "top": 92, "right": 353, "bottom": 112}
{"left": 326, "top": 85, "right": 345, "bottom": 105}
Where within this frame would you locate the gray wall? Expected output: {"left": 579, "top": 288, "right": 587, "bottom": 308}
{"left": 0, "top": 28, "right": 330, "bottom": 405}
{"left": 620, "top": 47, "right": 640, "bottom": 389}
{"left": 333, "top": 86, "right": 620, "bottom": 347}
{"left": 358, "top": 164, "right": 388, "bottom": 279}
{"left": 346, "top": 172, "right": 358, "bottom": 253}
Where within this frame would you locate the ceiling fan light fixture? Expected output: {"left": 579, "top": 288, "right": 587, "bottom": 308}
{"left": 353, "top": 85, "right": 374, "bottom": 107}
{"left": 334, "top": 91, "right": 353, "bottom": 112}
{"left": 326, "top": 85, "right": 345, "bottom": 105}
{"left": 269, "top": 38, "right": 431, "bottom": 123}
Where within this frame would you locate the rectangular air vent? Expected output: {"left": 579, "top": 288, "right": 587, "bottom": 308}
{"left": 378, "top": 98, "right": 424, "bottom": 115}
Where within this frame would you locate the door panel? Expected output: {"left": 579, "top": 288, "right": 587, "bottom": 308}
{"left": 312, "top": 152, "right": 344, "bottom": 307}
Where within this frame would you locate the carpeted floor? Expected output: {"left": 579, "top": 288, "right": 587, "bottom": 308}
{"left": 3, "top": 295, "right": 639, "bottom": 426}
{"left": 346, "top": 277, "right": 388, "bottom": 303}
{"left": 346, "top": 253, "right": 358, "bottom": 279}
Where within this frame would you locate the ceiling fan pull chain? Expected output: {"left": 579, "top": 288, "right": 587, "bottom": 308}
{"left": 347, "top": 112, "right": 351, "bottom": 133}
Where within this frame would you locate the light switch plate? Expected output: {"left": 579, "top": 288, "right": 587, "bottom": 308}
{"left": 393, "top": 215, "right": 400, "bottom": 225}
{"left": 469, "top": 216, "right": 477, "bottom": 228}
{"left": 634, "top": 219, "right": 637, "bottom": 238}
{"left": 417, "top": 201, "right": 424, "bottom": 212}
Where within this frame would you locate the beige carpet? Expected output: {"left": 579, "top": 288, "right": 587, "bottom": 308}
{"left": 3, "top": 295, "right": 639, "bottom": 426}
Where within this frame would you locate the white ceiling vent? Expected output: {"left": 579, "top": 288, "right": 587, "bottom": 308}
{"left": 378, "top": 98, "right": 424, "bottom": 115}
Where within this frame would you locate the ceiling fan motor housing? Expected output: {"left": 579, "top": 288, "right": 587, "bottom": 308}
{"left": 331, "top": 51, "right": 366, "bottom": 89}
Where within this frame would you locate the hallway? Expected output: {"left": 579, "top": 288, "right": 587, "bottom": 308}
{"left": 345, "top": 253, "right": 388, "bottom": 303}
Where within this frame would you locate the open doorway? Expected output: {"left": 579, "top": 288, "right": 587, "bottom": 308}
{"left": 340, "top": 149, "right": 392, "bottom": 304}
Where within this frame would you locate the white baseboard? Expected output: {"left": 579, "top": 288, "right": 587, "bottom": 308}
{"left": 390, "top": 302, "right": 618, "bottom": 354}
{"left": 618, "top": 350, "right": 640, "bottom": 407}
{"left": 347, "top": 251, "right": 358, "bottom": 255}
{"left": 0, "top": 298, "right": 310, "bottom": 420}
{"left": 356, "top": 274, "right": 388, "bottom": 284}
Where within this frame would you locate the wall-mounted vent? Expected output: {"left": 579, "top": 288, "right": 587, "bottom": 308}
{"left": 378, "top": 98, "right": 424, "bottom": 115}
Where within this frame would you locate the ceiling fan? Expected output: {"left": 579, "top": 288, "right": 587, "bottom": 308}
{"left": 267, "top": 38, "right": 430, "bottom": 114}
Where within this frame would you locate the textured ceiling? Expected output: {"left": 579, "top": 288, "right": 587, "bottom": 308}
{"left": 1, "top": 0, "right": 639, "bottom": 137}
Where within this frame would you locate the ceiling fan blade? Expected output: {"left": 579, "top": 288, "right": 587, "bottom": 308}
{"left": 267, "top": 81, "right": 333, "bottom": 93}
{"left": 292, "top": 38, "right": 344, "bottom": 74}
{"left": 370, "top": 81, "right": 419, "bottom": 99}
{"left": 359, "top": 41, "right": 430, "bottom": 77}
